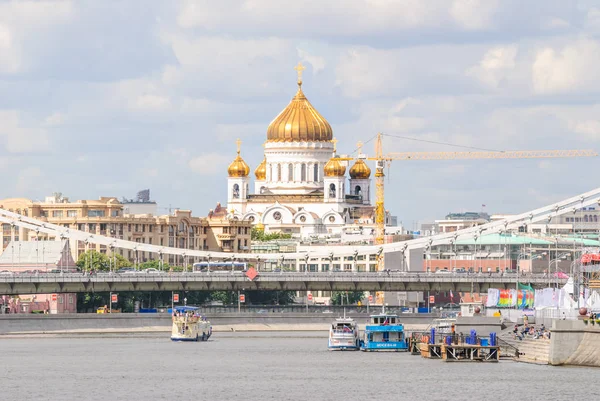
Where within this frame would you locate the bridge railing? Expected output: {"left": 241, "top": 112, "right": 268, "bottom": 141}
{"left": 0, "top": 271, "right": 566, "bottom": 284}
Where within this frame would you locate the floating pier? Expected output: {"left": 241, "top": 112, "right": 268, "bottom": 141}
{"left": 410, "top": 329, "right": 500, "bottom": 362}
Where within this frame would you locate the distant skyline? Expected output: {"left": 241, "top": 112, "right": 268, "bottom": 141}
{"left": 1, "top": 1, "right": 599, "bottom": 226}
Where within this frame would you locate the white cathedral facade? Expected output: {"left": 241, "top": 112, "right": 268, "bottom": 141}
{"left": 226, "top": 64, "right": 385, "bottom": 238}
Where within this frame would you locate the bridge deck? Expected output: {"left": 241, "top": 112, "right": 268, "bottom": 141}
{"left": 0, "top": 272, "right": 564, "bottom": 295}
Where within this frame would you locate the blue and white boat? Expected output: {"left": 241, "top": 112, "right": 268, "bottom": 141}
{"left": 328, "top": 317, "right": 360, "bottom": 350}
{"left": 361, "top": 308, "right": 408, "bottom": 352}
{"left": 171, "top": 306, "right": 212, "bottom": 342}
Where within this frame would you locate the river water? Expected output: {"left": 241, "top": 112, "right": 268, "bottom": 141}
{"left": 0, "top": 332, "right": 592, "bottom": 401}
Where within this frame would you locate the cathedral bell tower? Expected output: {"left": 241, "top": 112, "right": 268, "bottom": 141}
{"left": 348, "top": 142, "right": 371, "bottom": 205}
{"left": 226, "top": 139, "right": 250, "bottom": 216}
{"left": 323, "top": 139, "right": 346, "bottom": 203}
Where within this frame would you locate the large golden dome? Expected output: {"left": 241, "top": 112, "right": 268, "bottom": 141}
{"left": 228, "top": 139, "right": 250, "bottom": 177}
{"left": 254, "top": 157, "right": 267, "bottom": 180}
{"left": 266, "top": 63, "right": 333, "bottom": 143}
{"left": 324, "top": 157, "right": 346, "bottom": 177}
{"left": 349, "top": 159, "right": 371, "bottom": 179}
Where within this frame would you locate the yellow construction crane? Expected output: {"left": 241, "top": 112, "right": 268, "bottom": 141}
{"left": 336, "top": 132, "right": 598, "bottom": 252}
{"left": 335, "top": 133, "right": 596, "bottom": 306}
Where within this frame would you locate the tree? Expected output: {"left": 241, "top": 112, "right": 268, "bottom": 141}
{"left": 76, "top": 250, "right": 130, "bottom": 272}
{"left": 247, "top": 291, "right": 295, "bottom": 305}
{"left": 251, "top": 228, "right": 292, "bottom": 242}
{"left": 330, "top": 291, "right": 364, "bottom": 305}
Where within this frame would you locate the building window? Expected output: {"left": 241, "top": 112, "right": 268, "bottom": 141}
{"left": 313, "top": 164, "right": 318, "bottom": 182}
{"left": 288, "top": 164, "right": 294, "bottom": 182}
{"left": 301, "top": 163, "right": 307, "bottom": 181}
{"left": 100, "top": 224, "right": 107, "bottom": 231}
{"left": 67, "top": 210, "right": 77, "bottom": 218}
{"left": 51, "top": 210, "right": 63, "bottom": 218}
{"left": 88, "top": 224, "right": 96, "bottom": 232}
{"left": 329, "top": 184, "right": 336, "bottom": 198}
{"left": 277, "top": 164, "right": 282, "bottom": 181}
{"left": 232, "top": 184, "right": 240, "bottom": 199}
{"left": 88, "top": 210, "right": 105, "bottom": 217}
{"left": 142, "top": 224, "right": 146, "bottom": 233}
{"left": 149, "top": 225, "right": 153, "bottom": 233}
{"left": 355, "top": 185, "right": 362, "bottom": 196}
{"left": 111, "top": 210, "right": 120, "bottom": 217}
{"left": 273, "top": 211, "right": 282, "bottom": 221}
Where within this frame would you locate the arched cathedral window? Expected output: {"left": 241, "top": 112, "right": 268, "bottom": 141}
{"left": 288, "top": 164, "right": 294, "bottom": 182}
{"left": 355, "top": 185, "right": 362, "bottom": 197}
{"left": 301, "top": 163, "right": 307, "bottom": 181}
{"left": 313, "top": 164, "right": 318, "bottom": 182}
{"left": 232, "top": 184, "right": 240, "bottom": 199}
{"left": 277, "top": 164, "right": 282, "bottom": 182}
{"left": 329, "top": 183, "right": 336, "bottom": 198}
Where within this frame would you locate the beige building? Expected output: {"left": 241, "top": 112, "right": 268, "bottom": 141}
{"left": 0, "top": 194, "right": 252, "bottom": 265}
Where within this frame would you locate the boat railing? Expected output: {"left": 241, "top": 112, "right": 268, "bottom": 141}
{"left": 331, "top": 328, "right": 356, "bottom": 335}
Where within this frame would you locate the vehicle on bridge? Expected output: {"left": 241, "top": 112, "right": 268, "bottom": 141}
{"left": 192, "top": 262, "right": 247, "bottom": 273}
{"left": 171, "top": 306, "right": 212, "bottom": 342}
{"left": 360, "top": 307, "right": 408, "bottom": 352}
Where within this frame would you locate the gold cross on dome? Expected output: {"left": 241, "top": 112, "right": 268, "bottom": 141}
{"left": 236, "top": 138, "right": 242, "bottom": 154}
{"left": 294, "top": 62, "right": 306, "bottom": 86}
{"left": 332, "top": 137, "right": 338, "bottom": 152}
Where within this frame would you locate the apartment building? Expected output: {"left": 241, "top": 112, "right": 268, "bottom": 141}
{"left": 0, "top": 194, "right": 251, "bottom": 265}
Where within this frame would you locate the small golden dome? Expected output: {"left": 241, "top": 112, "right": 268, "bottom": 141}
{"left": 228, "top": 139, "right": 250, "bottom": 177}
{"left": 266, "top": 63, "right": 333, "bottom": 143}
{"left": 255, "top": 221, "right": 265, "bottom": 231}
{"left": 255, "top": 158, "right": 267, "bottom": 181}
{"left": 324, "top": 157, "right": 346, "bottom": 177}
{"left": 349, "top": 159, "right": 371, "bottom": 179}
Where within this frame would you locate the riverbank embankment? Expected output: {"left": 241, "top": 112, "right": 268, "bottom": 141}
{"left": 0, "top": 313, "right": 432, "bottom": 335}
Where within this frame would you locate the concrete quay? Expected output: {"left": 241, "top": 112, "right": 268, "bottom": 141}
{"left": 0, "top": 313, "right": 432, "bottom": 335}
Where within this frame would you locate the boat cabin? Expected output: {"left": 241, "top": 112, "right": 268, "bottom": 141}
{"left": 370, "top": 314, "right": 399, "bottom": 325}
{"left": 332, "top": 319, "right": 356, "bottom": 334}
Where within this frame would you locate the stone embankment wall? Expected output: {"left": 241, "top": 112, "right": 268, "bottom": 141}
{"left": 0, "top": 313, "right": 433, "bottom": 334}
{"left": 549, "top": 319, "right": 600, "bottom": 367}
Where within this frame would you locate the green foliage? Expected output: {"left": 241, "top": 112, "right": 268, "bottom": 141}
{"left": 330, "top": 291, "right": 364, "bottom": 306}
{"left": 76, "top": 250, "right": 130, "bottom": 271}
{"left": 251, "top": 228, "right": 292, "bottom": 242}
{"left": 247, "top": 291, "right": 295, "bottom": 305}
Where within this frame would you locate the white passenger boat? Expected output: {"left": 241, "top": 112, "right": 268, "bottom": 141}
{"left": 171, "top": 306, "right": 212, "bottom": 342}
{"left": 328, "top": 316, "right": 360, "bottom": 350}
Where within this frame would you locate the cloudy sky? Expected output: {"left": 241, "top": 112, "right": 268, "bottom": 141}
{"left": 1, "top": 0, "right": 600, "bottom": 227}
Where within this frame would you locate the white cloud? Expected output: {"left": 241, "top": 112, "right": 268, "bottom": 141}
{"left": 15, "top": 166, "right": 44, "bottom": 194}
{"left": 541, "top": 17, "right": 570, "bottom": 30}
{"left": 569, "top": 120, "right": 600, "bottom": 140}
{"left": 0, "top": 23, "right": 20, "bottom": 73}
{"left": 0, "top": 1, "right": 74, "bottom": 26}
{"left": 44, "top": 112, "right": 65, "bottom": 127}
{"left": 189, "top": 153, "right": 232, "bottom": 175}
{"left": 584, "top": 8, "right": 600, "bottom": 33}
{"left": 466, "top": 45, "right": 518, "bottom": 88}
{"left": 297, "top": 48, "right": 326, "bottom": 74}
{"left": 532, "top": 38, "right": 600, "bottom": 94}
{"left": 0, "top": 111, "right": 50, "bottom": 153}
{"left": 450, "top": 0, "right": 498, "bottom": 30}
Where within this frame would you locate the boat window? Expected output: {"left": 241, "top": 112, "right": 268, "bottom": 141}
{"left": 391, "top": 318, "right": 396, "bottom": 324}
{"left": 383, "top": 332, "right": 389, "bottom": 342}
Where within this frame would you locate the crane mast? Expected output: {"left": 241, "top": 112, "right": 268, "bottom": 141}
{"left": 374, "top": 133, "right": 385, "bottom": 248}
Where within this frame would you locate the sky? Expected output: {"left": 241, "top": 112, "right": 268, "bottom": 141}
{"left": 1, "top": 0, "right": 600, "bottom": 228}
